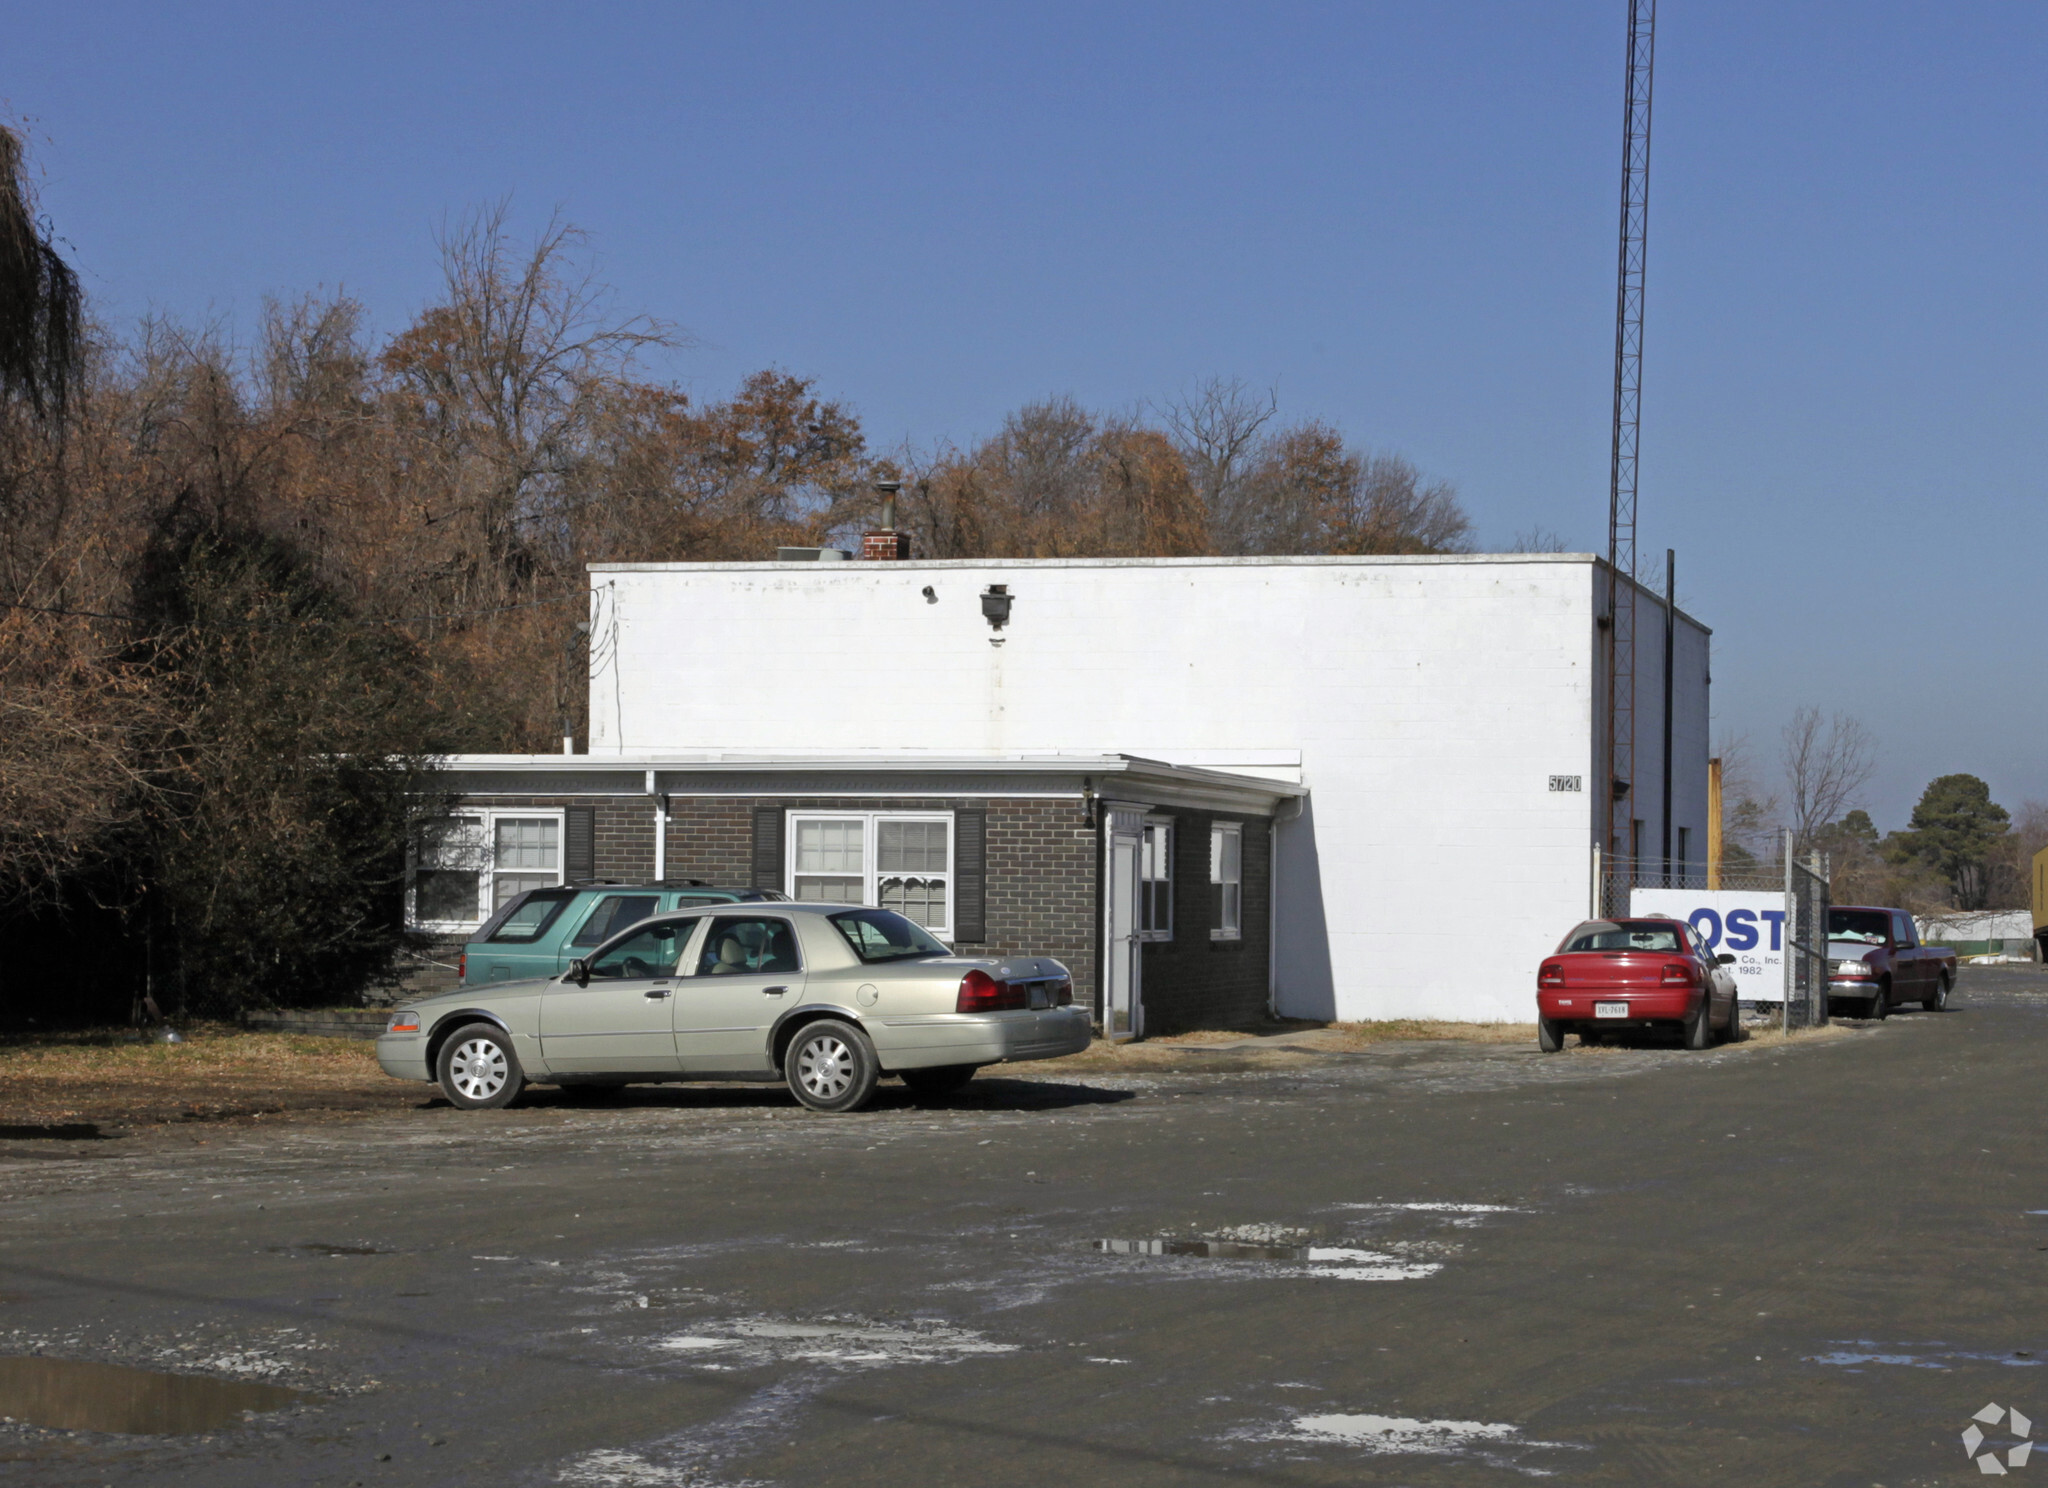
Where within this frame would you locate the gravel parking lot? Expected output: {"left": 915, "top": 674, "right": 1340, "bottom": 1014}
{"left": 1, "top": 965, "right": 2043, "bottom": 1485}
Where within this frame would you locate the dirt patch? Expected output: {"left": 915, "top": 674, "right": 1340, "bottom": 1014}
{"left": 1050, "top": 1019, "right": 1541, "bottom": 1072}
{"left": 0, "top": 1026, "right": 424, "bottom": 1133}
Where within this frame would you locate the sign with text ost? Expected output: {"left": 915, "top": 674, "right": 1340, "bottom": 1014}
{"left": 1628, "top": 889, "right": 1785, "bottom": 1002}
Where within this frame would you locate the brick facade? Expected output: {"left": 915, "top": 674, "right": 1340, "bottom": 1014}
{"left": 442, "top": 795, "right": 661, "bottom": 883}
{"left": 433, "top": 791, "right": 1268, "bottom": 1034}
{"left": 1139, "top": 810, "right": 1272, "bottom": 1035}
{"left": 659, "top": 796, "right": 1100, "bottom": 1008}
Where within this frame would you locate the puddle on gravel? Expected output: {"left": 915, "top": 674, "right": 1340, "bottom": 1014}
{"left": 1235, "top": 1408, "right": 1582, "bottom": 1471}
{"left": 1809, "top": 1340, "right": 2044, "bottom": 1370}
{"left": 0, "top": 1355, "right": 309, "bottom": 1434}
{"left": 1092, "top": 1237, "right": 1439, "bottom": 1281}
{"left": 651, "top": 1316, "right": 1017, "bottom": 1370}
{"left": 1097, "top": 1238, "right": 1309, "bottom": 1261}
{"left": 271, "top": 1243, "right": 390, "bottom": 1257}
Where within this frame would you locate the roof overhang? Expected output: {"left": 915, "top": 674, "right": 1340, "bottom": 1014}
{"left": 437, "top": 752, "right": 1305, "bottom": 816}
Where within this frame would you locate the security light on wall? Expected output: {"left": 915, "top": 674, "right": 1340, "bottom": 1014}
{"left": 980, "top": 584, "right": 1012, "bottom": 630}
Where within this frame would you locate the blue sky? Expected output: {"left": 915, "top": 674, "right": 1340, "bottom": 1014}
{"left": 14, "top": 2, "right": 2045, "bottom": 829}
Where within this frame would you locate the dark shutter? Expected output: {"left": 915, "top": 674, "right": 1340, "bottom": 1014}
{"left": 954, "top": 808, "right": 987, "bottom": 943}
{"left": 751, "top": 806, "right": 786, "bottom": 892}
{"left": 564, "top": 807, "right": 596, "bottom": 882}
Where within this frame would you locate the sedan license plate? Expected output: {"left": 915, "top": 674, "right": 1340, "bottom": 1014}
{"left": 1594, "top": 1001, "right": 1629, "bottom": 1019}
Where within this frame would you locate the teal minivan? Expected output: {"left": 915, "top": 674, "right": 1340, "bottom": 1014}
{"left": 460, "top": 883, "right": 791, "bottom": 986}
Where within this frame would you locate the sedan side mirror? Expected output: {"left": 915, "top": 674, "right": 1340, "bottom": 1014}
{"left": 568, "top": 958, "right": 590, "bottom": 987}
{"left": 1715, "top": 954, "right": 1737, "bottom": 966}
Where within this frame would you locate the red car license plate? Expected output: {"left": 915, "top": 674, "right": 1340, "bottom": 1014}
{"left": 1594, "top": 1002, "right": 1628, "bottom": 1019}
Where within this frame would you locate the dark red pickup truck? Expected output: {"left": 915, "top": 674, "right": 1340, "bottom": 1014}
{"left": 1826, "top": 906, "right": 1957, "bottom": 1018}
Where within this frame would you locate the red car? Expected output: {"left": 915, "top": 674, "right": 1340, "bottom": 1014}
{"left": 1535, "top": 917, "right": 1741, "bottom": 1052}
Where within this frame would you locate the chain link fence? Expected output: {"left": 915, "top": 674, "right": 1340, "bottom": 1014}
{"left": 1592, "top": 835, "right": 1832, "bottom": 1030}
{"left": 1783, "top": 852, "right": 1830, "bottom": 1030}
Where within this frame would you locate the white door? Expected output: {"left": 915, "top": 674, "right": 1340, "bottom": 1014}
{"left": 1105, "top": 810, "right": 1144, "bottom": 1041}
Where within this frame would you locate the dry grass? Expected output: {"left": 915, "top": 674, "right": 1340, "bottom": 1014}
{"left": 1050, "top": 1018, "right": 1539, "bottom": 1072}
{"left": 0, "top": 1025, "right": 401, "bottom": 1132}
{"left": 1726, "top": 1020, "right": 1856, "bottom": 1050}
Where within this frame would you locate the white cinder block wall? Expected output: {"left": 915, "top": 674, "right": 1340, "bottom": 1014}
{"left": 587, "top": 555, "right": 1710, "bottom": 1023}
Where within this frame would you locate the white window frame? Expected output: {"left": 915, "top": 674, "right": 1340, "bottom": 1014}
{"left": 407, "top": 808, "right": 567, "bottom": 932}
{"left": 1139, "top": 816, "right": 1174, "bottom": 942}
{"left": 1209, "top": 821, "right": 1243, "bottom": 942}
{"left": 785, "top": 811, "right": 954, "bottom": 938}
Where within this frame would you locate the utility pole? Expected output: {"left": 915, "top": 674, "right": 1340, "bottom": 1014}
{"left": 1605, "top": 0, "right": 1657, "bottom": 888}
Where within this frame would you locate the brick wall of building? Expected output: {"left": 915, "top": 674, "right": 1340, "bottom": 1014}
{"left": 448, "top": 795, "right": 661, "bottom": 883}
{"left": 1139, "top": 810, "right": 1272, "bottom": 1034}
{"left": 658, "top": 796, "right": 1101, "bottom": 1007}
{"left": 438, "top": 792, "right": 1271, "bottom": 1032}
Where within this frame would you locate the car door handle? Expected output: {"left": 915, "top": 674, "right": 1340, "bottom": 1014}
{"left": 763, "top": 985, "right": 788, "bottom": 997}
{"left": 644, "top": 988, "right": 671, "bottom": 1000}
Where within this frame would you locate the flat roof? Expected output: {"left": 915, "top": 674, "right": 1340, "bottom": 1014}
{"left": 585, "top": 552, "right": 1709, "bottom": 634}
{"left": 590, "top": 552, "right": 1601, "bottom": 573}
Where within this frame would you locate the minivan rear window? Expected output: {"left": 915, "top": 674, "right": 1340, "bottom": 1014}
{"left": 484, "top": 892, "right": 573, "bottom": 944}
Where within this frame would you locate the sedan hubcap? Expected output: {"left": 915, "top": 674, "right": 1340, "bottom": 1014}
{"left": 449, "top": 1039, "right": 508, "bottom": 1100}
{"left": 798, "top": 1036, "right": 855, "bottom": 1099}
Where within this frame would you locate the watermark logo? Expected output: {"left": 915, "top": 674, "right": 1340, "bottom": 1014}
{"left": 1964, "top": 1403, "right": 2033, "bottom": 1474}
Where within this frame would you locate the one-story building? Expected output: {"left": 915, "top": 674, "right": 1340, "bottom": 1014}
{"left": 412, "top": 552, "right": 1711, "bottom": 1034}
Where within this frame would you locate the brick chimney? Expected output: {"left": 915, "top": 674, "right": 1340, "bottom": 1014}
{"left": 862, "top": 480, "right": 910, "bottom": 560}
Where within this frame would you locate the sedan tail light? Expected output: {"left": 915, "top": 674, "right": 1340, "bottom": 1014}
{"left": 1660, "top": 961, "right": 1698, "bottom": 986}
{"left": 1050, "top": 977, "right": 1074, "bottom": 1007}
{"left": 957, "top": 970, "right": 1028, "bottom": 1013}
{"left": 1538, "top": 963, "right": 1565, "bottom": 989}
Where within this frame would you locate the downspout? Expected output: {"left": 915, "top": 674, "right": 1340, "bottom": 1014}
{"left": 648, "top": 770, "right": 666, "bottom": 883}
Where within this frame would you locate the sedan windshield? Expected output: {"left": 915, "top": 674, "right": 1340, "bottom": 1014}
{"left": 1563, "top": 921, "right": 1684, "bottom": 953}
{"left": 830, "top": 908, "right": 950, "bottom": 964}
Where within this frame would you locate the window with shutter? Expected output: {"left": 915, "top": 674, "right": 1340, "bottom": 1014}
{"left": 752, "top": 807, "right": 786, "bottom": 892}
{"left": 954, "top": 809, "right": 987, "bottom": 943}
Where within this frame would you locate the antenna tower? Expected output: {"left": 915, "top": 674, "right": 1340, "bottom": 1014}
{"left": 1605, "top": 0, "right": 1656, "bottom": 879}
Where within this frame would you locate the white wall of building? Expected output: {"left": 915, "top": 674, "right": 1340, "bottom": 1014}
{"left": 587, "top": 555, "right": 1710, "bottom": 1022}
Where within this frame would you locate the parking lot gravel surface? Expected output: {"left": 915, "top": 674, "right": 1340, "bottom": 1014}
{"left": 1, "top": 964, "right": 2043, "bottom": 1485}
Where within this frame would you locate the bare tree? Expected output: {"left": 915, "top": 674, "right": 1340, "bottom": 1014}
{"left": 379, "top": 201, "right": 681, "bottom": 580}
{"left": 1987, "top": 799, "right": 2048, "bottom": 910}
{"left": 1714, "top": 731, "right": 1782, "bottom": 867}
{"left": 1155, "top": 377, "right": 1277, "bottom": 549}
{"left": 1509, "top": 526, "right": 1569, "bottom": 553}
{"left": 0, "top": 126, "right": 80, "bottom": 422}
{"left": 1781, "top": 707, "right": 1876, "bottom": 856}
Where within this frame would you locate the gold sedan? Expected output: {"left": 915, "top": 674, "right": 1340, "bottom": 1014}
{"left": 376, "top": 904, "right": 1088, "bottom": 1113}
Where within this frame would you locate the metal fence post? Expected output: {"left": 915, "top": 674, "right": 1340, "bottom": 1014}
{"left": 1811, "top": 849, "right": 1829, "bottom": 1027}
{"left": 1782, "top": 829, "right": 1794, "bottom": 1035}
